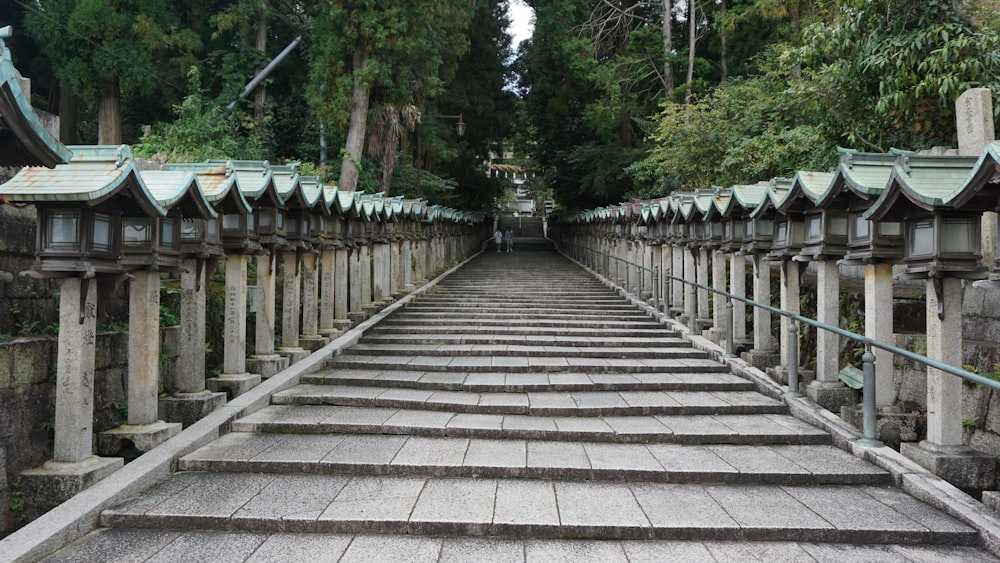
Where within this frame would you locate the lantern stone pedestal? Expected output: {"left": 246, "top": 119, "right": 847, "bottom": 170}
{"left": 248, "top": 252, "right": 288, "bottom": 378}
{"left": 277, "top": 252, "right": 309, "bottom": 365}
{"left": 97, "top": 420, "right": 181, "bottom": 456}
{"left": 20, "top": 456, "right": 122, "bottom": 509}
{"left": 840, "top": 404, "right": 917, "bottom": 448}
{"left": 806, "top": 381, "right": 857, "bottom": 413}
{"left": 901, "top": 441, "right": 996, "bottom": 490}
{"left": 245, "top": 354, "right": 289, "bottom": 379}
{"left": 159, "top": 390, "right": 226, "bottom": 427}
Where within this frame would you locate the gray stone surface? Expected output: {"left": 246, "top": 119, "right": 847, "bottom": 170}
{"left": 319, "top": 476, "right": 425, "bottom": 526}
{"left": 439, "top": 537, "right": 524, "bottom": 563}
{"left": 339, "top": 534, "right": 442, "bottom": 563}
{"left": 245, "top": 533, "right": 353, "bottom": 562}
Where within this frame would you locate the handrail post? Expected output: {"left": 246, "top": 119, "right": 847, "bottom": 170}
{"left": 858, "top": 345, "right": 885, "bottom": 447}
{"left": 724, "top": 297, "right": 735, "bottom": 358}
{"left": 785, "top": 321, "right": 803, "bottom": 397}
{"left": 626, "top": 263, "right": 631, "bottom": 293}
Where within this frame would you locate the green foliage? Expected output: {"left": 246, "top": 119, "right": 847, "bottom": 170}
{"left": 134, "top": 67, "right": 269, "bottom": 161}
{"left": 112, "top": 400, "right": 129, "bottom": 425}
{"left": 159, "top": 306, "right": 180, "bottom": 328}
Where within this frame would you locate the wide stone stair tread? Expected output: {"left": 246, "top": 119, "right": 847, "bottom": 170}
{"left": 375, "top": 317, "right": 663, "bottom": 329}
{"left": 326, "top": 354, "right": 727, "bottom": 373}
{"left": 270, "top": 385, "right": 786, "bottom": 416}
{"left": 370, "top": 324, "right": 671, "bottom": 337}
{"left": 302, "top": 370, "right": 756, "bottom": 392}
{"left": 178, "top": 432, "right": 890, "bottom": 486}
{"left": 343, "top": 343, "right": 708, "bottom": 359}
{"left": 40, "top": 528, "right": 999, "bottom": 563}
{"left": 230, "top": 405, "right": 830, "bottom": 445}
{"left": 98, "top": 472, "right": 976, "bottom": 545}
{"left": 359, "top": 333, "right": 690, "bottom": 348}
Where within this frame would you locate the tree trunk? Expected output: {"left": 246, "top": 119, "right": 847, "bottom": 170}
{"left": 254, "top": 0, "right": 267, "bottom": 121}
{"left": 98, "top": 78, "right": 121, "bottom": 145}
{"left": 685, "top": 0, "right": 696, "bottom": 103}
{"left": 59, "top": 89, "right": 78, "bottom": 144}
{"left": 719, "top": 0, "right": 728, "bottom": 83}
{"left": 339, "top": 49, "right": 372, "bottom": 192}
{"left": 662, "top": 0, "right": 673, "bottom": 93}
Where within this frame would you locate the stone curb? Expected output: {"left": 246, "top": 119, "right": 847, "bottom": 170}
{"left": 561, "top": 249, "right": 1000, "bottom": 557}
{"left": 0, "top": 252, "right": 481, "bottom": 563}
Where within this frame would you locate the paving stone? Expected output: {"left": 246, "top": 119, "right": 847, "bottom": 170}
{"left": 145, "top": 530, "right": 269, "bottom": 563}
{"left": 319, "top": 476, "right": 426, "bottom": 527}
{"left": 602, "top": 416, "right": 672, "bottom": 438}
{"left": 583, "top": 443, "right": 662, "bottom": 474}
{"left": 180, "top": 433, "right": 284, "bottom": 466}
{"left": 232, "top": 474, "right": 350, "bottom": 530}
{"left": 426, "top": 391, "right": 481, "bottom": 407}
{"left": 377, "top": 388, "right": 434, "bottom": 404}
{"left": 631, "top": 483, "right": 737, "bottom": 531}
{"left": 322, "top": 407, "right": 399, "bottom": 429}
{"left": 479, "top": 392, "right": 530, "bottom": 411}
{"left": 571, "top": 391, "right": 629, "bottom": 409}
{"left": 250, "top": 434, "right": 348, "bottom": 465}
{"left": 620, "top": 540, "right": 716, "bottom": 562}
{"left": 383, "top": 409, "right": 455, "bottom": 433}
{"left": 245, "top": 533, "right": 353, "bottom": 563}
{"left": 554, "top": 481, "right": 650, "bottom": 534}
{"left": 392, "top": 437, "right": 469, "bottom": 469}
{"left": 144, "top": 473, "right": 277, "bottom": 522}
{"left": 524, "top": 539, "right": 628, "bottom": 563}
{"left": 551, "top": 417, "right": 614, "bottom": 437}
{"left": 702, "top": 485, "right": 834, "bottom": 533}
{"left": 526, "top": 441, "right": 590, "bottom": 473}
{"left": 42, "top": 528, "right": 181, "bottom": 562}
{"left": 704, "top": 540, "right": 817, "bottom": 562}
{"left": 502, "top": 415, "right": 558, "bottom": 435}
{"left": 439, "top": 537, "right": 525, "bottom": 563}
{"left": 526, "top": 393, "right": 576, "bottom": 410}
{"left": 410, "top": 478, "right": 497, "bottom": 531}
{"left": 707, "top": 445, "right": 810, "bottom": 477}
{"left": 493, "top": 479, "right": 559, "bottom": 529}
{"left": 322, "top": 435, "right": 408, "bottom": 467}
{"left": 465, "top": 439, "right": 527, "bottom": 471}
{"left": 339, "top": 534, "right": 442, "bottom": 563}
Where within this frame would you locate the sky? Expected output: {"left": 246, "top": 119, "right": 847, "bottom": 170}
{"left": 508, "top": 0, "right": 533, "bottom": 50}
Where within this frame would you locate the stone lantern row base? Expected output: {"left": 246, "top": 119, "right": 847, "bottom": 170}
{"left": 97, "top": 420, "right": 182, "bottom": 457}
{"left": 20, "top": 456, "right": 123, "bottom": 509}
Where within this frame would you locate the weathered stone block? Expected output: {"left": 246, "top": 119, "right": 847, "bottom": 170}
{"left": 840, "top": 404, "right": 918, "bottom": 448}
{"left": 159, "top": 391, "right": 226, "bottom": 428}
{"left": 901, "top": 440, "right": 996, "bottom": 490}
{"left": 19, "top": 456, "right": 122, "bottom": 510}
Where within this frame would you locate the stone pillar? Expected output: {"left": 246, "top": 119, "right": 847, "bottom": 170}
{"left": 402, "top": 238, "right": 414, "bottom": 291}
{"left": 247, "top": 252, "right": 288, "bottom": 378}
{"left": 696, "top": 248, "right": 710, "bottom": 328}
{"left": 20, "top": 276, "right": 121, "bottom": 505}
{"left": 348, "top": 246, "right": 365, "bottom": 321}
{"left": 299, "top": 250, "right": 327, "bottom": 352}
{"left": 319, "top": 246, "right": 336, "bottom": 337}
{"left": 743, "top": 256, "right": 778, "bottom": 370}
{"left": 359, "top": 243, "right": 373, "bottom": 311}
{"left": 730, "top": 253, "right": 747, "bottom": 344}
{"left": 390, "top": 239, "right": 402, "bottom": 296}
{"left": 54, "top": 277, "right": 100, "bottom": 463}
{"left": 412, "top": 238, "right": 425, "bottom": 285}
{"left": 957, "top": 88, "right": 997, "bottom": 269}
{"left": 335, "top": 246, "right": 350, "bottom": 323}
{"left": 806, "top": 260, "right": 854, "bottom": 411}
{"left": 683, "top": 248, "right": 697, "bottom": 327}
{"left": 661, "top": 244, "right": 672, "bottom": 310}
{"left": 373, "top": 242, "right": 390, "bottom": 303}
{"left": 866, "top": 263, "right": 895, "bottom": 407}
{"left": 901, "top": 277, "right": 996, "bottom": 489}
{"left": 671, "top": 243, "right": 684, "bottom": 313}
{"left": 160, "top": 258, "right": 226, "bottom": 427}
{"left": 99, "top": 270, "right": 180, "bottom": 454}
{"left": 705, "top": 250, "right": 727, "bottom": 343}
{"left": 207, "top": 253, "right": 261, "bottom": 398}
{"left": 777, "top": 260, "right": 801, "bottom": 379}
{"left": 277, "top": 251, "right": 308, "bottom": 363}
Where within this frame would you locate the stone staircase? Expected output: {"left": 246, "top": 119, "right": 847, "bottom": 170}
{"left": 40, "top": 248, "right": 997, "bottom": 562}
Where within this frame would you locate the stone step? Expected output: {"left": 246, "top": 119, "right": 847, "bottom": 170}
{"left": 344, "top": 343, "right": 708, "bottom": 360}
{"left": 42, "top": 528, "right": 997, "bottom": 562}
{"left": 399, "top": 306, "right": 648, "bottom": 317}
{"left": 390, "top": 311, "right": 654, "bottom": 322}
{"left": 381, "top": 319, "right": 665, "bottom": 331}
{"left": 270, "top": 385, "right": 786, "bottom": 417}
{"left": 369, "top": 324, "right": 671, "bottom": 337}
{"left": 359, "top": 333, "right": 688, "bottom": 348}
{"left": 301, "top": 370, "right": 755, "bottom": 392}
{"left": 231, "top": 406, "right": 830, "bottom": 445}
{"left": 325, "top": 354, "right": 726, "bottom": 374}
{"left": 98, "top": 472, "right": 977, "bottom": 545}
{"left": 178, "top": 432, "right": 891, "bottom": 486}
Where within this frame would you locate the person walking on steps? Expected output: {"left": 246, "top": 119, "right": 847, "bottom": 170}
{"left": 494, "top": 229, "right": 503, "bottom": 253}
{"left": 504, "top": 228, "right": 514, "bottom": 253}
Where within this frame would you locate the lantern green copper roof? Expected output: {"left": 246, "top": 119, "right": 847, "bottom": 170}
{"left": 163, "top": 161, "right": 251, "bottom": 214}
{"left": 815, "top": 149, "right": 897, "bottom": 208}
{"left": 865, "top": 153, "right": 979, "bottom": 221}
{"left": 138, "top": 169, "right": 216, "bottom": 219}
{"left": 0, "top": 145, "right": 165, "bottom": 216}
{"left": 946, "top": 140, "right": 1000, "bottom": 211}
{"left": 0, "top": 26, "right": 73, "bottom": 168}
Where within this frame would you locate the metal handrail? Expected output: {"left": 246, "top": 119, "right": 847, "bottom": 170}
{"left": 558, "top": 238, "right": 1000, "bottom": 448}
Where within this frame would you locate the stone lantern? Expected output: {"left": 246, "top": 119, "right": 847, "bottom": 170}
{"left": 1, "top": 144, "right": 165, "bottom": 495}
{"left": 730, "top": 181, "right": 774, "bottom": 369}
{"left": 865, "top": 152, "right": 993, "bottom": 490}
